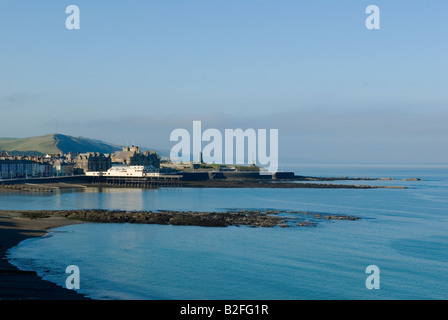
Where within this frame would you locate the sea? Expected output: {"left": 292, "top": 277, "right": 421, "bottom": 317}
{"left": 3, "top": 164, "right": 448, "bottom": 300}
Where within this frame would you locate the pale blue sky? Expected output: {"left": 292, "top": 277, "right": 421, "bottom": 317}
{"left": 0, "top": 1, "right": 447, "bottom": 163}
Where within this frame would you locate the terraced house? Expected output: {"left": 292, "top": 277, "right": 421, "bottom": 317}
{"left": 0, "top": 159, "right": 51, "bottom": 179}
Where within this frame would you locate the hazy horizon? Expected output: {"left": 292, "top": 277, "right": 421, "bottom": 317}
{"left": 1, "top": 1, "right": 447, "bottom": 165}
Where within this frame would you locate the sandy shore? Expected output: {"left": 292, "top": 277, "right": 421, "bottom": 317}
{"left": 0, "top": 212, "right": 90, "bottom": 300}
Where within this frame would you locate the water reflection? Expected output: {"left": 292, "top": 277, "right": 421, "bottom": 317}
{"left": 0, "top": 187, "right": 153, "bottom": 211}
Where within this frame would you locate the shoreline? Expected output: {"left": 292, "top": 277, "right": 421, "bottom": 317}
{"left": 0, "top": 212, "right": 90, "bottom": 300}
{"left": 0, "top": 179, "right": 409, "bottom": 193}
{"left": 0, "top": 209, "right": 360, "bottom": 300}
{"left": 179, "top": 180, "right": 407, "bottom": 189}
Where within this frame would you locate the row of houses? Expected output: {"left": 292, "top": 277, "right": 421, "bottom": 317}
{"left": 0, "top": 145, "right": 161, "bottom": 179}
{"left": 0, "top": 160, "right": 52, "bottom": 179}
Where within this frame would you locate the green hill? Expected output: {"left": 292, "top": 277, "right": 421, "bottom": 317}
{"left": 0, "top": 134, "right": 122, "bottom": 155}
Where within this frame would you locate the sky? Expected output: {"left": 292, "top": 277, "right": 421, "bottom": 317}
{"left": 0, "top": 0, "right": 447, "bottom": 164}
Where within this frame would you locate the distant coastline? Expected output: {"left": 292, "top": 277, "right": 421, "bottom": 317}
{"left": 179, "top": 179, "right": 408, "bottom": 189}
{"left": 0, "top": 172, "right": 418, "bottom": 193}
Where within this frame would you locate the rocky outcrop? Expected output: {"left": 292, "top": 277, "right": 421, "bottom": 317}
{"left": 8, "top": 209, "right": 360, "bottom": 228}
{"left": 13, "top": 209, "right": 286, "bottom": 228}
{"left": 297, "top": 221, "right": 317, "bottom": 227}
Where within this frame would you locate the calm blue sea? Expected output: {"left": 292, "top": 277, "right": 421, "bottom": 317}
{"left": 4, "top": 164, "right": 448, "bottom": 300}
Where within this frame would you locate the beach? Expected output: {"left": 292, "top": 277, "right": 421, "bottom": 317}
{"left": 0, "top": 212, "right": 89, "bottom": 300}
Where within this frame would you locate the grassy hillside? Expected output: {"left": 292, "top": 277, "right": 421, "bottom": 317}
{"left": 0, "top": 134, "right": 122, "bottom": 155}
{"left": 54, "top": 134, "right": 122, "bottom": 154}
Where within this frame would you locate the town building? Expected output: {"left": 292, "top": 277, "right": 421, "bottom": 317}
{"left": 52, "top": 159, "right": 75, "bottom": 176}
{"left": 111, "top": 146, "right": 160, "bottom": 168}
{"left": 0, "top": 159, "right": 51, "bottom": 179}
{"left": 86, "top": 165, "right": 160, "bottom": 177}
{"left": 75, "top": 152, "right": 111, "bottom": 173}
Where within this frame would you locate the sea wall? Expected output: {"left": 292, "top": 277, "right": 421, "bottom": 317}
{"left": 0, "top": 175, "right": 91, "bottom": 185}
{"left": 181, "top": 171, "right": 295, "bottom": 181}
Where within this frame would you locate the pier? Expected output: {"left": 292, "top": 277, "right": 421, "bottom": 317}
{"left": 91, "top": 175, "right": 183, "bottom": 188}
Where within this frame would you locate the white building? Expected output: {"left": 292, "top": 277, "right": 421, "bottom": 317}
{"left": 86, "top": 165, "right": 161, "bottom": 177}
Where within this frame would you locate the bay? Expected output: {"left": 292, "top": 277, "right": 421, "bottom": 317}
{"left": 5, "top": 164, "right": 448, "bottom": 300}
